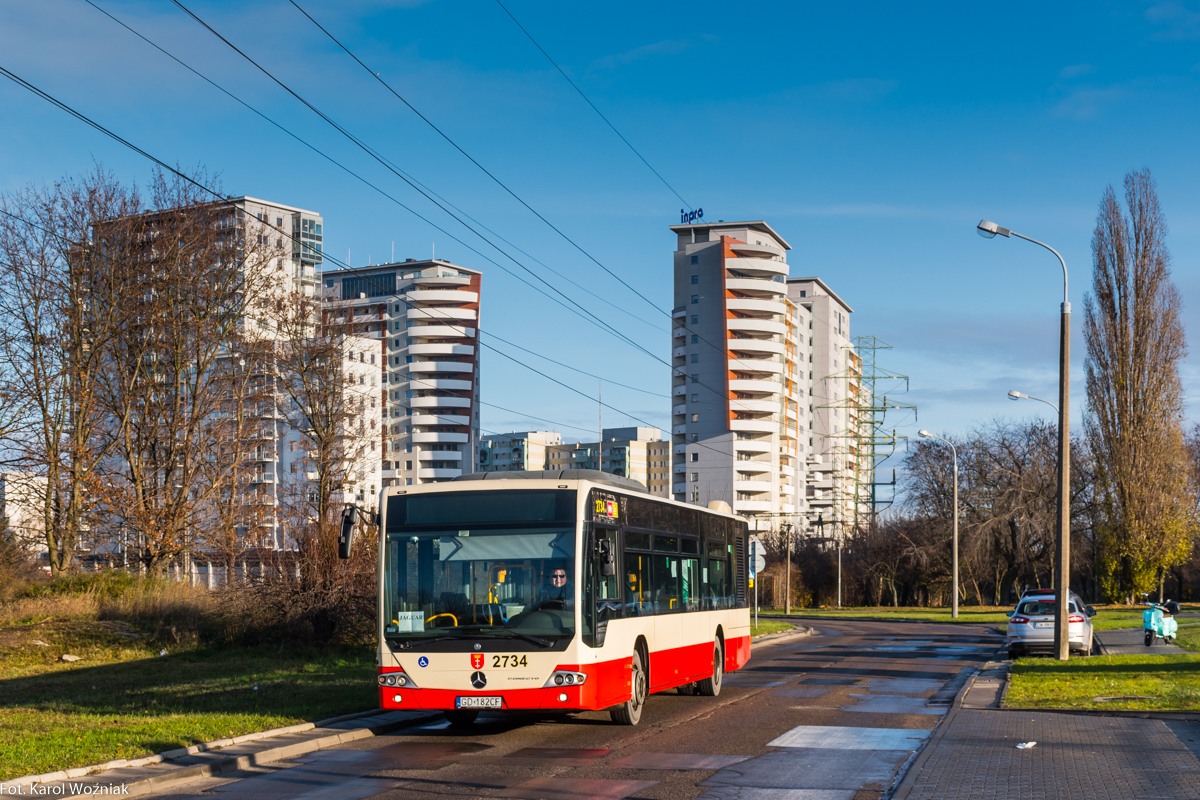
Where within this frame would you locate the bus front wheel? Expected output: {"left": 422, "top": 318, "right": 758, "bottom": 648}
{"left": 697, "top": 640, "right": 723, "bottom": 697}
{"left": 610, "top": 649, "right": 647, "bottom": 725}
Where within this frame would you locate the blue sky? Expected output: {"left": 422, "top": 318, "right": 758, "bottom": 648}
{"left": 5, "top": 0, "right": 1200, "bottom": 459}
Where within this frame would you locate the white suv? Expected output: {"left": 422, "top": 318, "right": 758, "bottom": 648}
{"left": 1006, "top": 590, "right": 1095, "bottom": 658}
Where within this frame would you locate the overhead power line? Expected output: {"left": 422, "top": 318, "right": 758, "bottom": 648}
{"left": 0, "top": 65, "right": 702, "bottom": 450}
{"left": 161, "top": 0, "right": 743, "bottom": 420}
{"left": 493, "top": 0, "right": 693, "bottom": 211}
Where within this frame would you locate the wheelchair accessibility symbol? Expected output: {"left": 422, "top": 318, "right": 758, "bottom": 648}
{"left": 417, "top": 657, "right": 429, "bottom": 668}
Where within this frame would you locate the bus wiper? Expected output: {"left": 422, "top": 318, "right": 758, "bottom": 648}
{"left": 472, "top": 629, "right": 555, "bottom": 648}
{"left": 389, "top": 633, "right": 478, "bottom": 649}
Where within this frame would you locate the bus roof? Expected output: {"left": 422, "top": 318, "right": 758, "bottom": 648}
{"left": 384, "top": 472, "right": 744, "bottom": 522}
{"left": 453, "top": 469, "right": 646, "bottom": 493}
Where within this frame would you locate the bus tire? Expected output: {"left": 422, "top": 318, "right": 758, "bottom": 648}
{"left": 610, "top": 649, "right": 647, "bottom": 725}
{"left": 697, "top": 640, "right": 723, "bottom": 697}
{"left": 444, "top": 710, "right": 478, "bottom": 727}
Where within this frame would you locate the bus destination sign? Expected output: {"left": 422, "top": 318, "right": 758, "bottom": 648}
{"left": 592, "top": 492, "right": 620, "bottom": 522}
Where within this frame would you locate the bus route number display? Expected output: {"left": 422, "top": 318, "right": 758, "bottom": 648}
{"left": 593, "top": 492, "right": 620, "bottom": 522}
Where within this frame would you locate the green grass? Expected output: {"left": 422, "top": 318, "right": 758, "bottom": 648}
{"left": 757, "top": 606, "right": 1014, "bottom": 624}
{"left": 750, "top": 620, "right": 795, "bottom": 638}
{"left": 0, "top": 619, "right": 374, "bottom": 781}
{"left": 1006, "top": 653, "right": 1200, "bottom": 711}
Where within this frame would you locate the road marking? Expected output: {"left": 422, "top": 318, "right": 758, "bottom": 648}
{"left": 767, "top": 725, "right": 930, "bottom": 750}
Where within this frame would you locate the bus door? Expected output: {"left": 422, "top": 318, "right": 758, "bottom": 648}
{"left": 583, "top": 524, "right": 621, "bottom": 649}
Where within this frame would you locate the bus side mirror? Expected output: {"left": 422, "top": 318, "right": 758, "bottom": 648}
{"left": 599, "top": 539, "right": 616, "bottom": 577}
{"left": 339, "top": 505, "right": 357, "bottom": 559}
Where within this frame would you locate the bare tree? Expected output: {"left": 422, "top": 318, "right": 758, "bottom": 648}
{"left": 0, "top": 168, "right": 144, "bottom": 573}
{"left": 1084, "top": 168, "right": 1194, "bottom": 601}
{"left": 269, "top": 292, "right": 379, "bottom": 638}
{"left": 95, "top": 170, "right": 282, "bottom": 575}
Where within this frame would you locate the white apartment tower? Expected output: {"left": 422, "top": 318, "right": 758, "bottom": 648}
{"left": 322, "top": 259, "right": 482, "bottom": 488}
{"left": 786, "top": 278, "right": 862, "bottom": 535}
{"left": 669, "top": 221, "right": 809, "bottom": 529}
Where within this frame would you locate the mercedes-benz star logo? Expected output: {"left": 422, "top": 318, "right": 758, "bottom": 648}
{"left": 470, "top": 671, "right": 487, "bottom": 689}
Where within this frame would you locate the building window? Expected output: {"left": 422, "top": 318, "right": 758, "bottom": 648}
{"left": 405, "top": 461, "right": 413, "bottom": 470}
{"left": 691, "top": 414, "right": 699, "bottom": 422}
{"left": 691, "top": 295, "right": 698, "bottom": 304}
{"left": 690, "top": 452, "right": 699, "bottom": 462}
{"left": 691, "top": 393, "right": 699, "bottom": 402}
{"left": 691, "top": 335, "right": 698, "bottom": 343}
{"left": 690, "top": 354, "right": 698, "bottom": 363}
{"left": 691, "top": 433, "right": 698, "bottom": 441}
{"left": 691, "top": 274, "right": 698, "bottom": 284}
{"left": 691, "top": 315, "right": 698, "bottom": 324}
{"left": 276, "top": 216, "right": 283, "bottom": 227}
{"left": 690, "top": 374, "right": 698, "bottom": 383}
{"left": 800, "top": 290, "right": 807, "bottom": 297}
{"left": 691, "top": 255, "right": 698, "bottom": 264}
{"left": 690, "top": 473, "right": 699, "bottom": 482}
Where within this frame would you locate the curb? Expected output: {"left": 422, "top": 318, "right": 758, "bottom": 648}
{"left": 751, "top": 625, "right": 815, "bottom": 646}
{"left": 771, "top": 614, "right": 1001, "bottom": 626}
{"left": 0, "top": 709, "right": 440, "bottom": 796}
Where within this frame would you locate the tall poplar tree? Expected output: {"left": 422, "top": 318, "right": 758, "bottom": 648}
{"left": 1084, "top": 168, "right": 1193, "bottom": 600}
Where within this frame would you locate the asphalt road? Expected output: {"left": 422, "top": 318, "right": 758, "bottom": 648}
{"left": 152, "top": 620, "right": 1004, "bottom": 800}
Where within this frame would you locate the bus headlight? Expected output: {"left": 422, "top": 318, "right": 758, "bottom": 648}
{"left": 544, "top": 670, "right": 586, "bottom": 688}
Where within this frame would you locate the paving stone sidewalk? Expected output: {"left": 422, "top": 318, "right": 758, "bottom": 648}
{"left": 894, "top": 631, "right": 1200, "bottom": 799}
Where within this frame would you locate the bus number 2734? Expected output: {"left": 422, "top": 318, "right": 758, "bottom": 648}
{"left": 493, "top": 655, "right": 529, "bottom": 668}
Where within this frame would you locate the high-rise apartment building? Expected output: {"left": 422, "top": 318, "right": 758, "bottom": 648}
{"left": 546, "top": 427, "right": 671, "bottom": 496}
{"left": 668, "top": 221, "right": 809, "bottom": 528}
{"left": 478, "top": 431, "right": 563, "bottom": 472}
{"left": 322, "top": 259, "right": 481, "bottom": 488}
{"left": 786, "top": 278, "right": 862, "bottom": 534}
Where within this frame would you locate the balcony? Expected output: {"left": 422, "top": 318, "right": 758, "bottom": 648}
{"left": 673, "top": 327, "right": 686, "bottom": 338}
{"left": 733, "top": 499, "right": 771, "bottom": 513}
{"left": 673, "top": 444, "right": 686, "bottom": 454}
{"left": 673, "top": 384, "right": 687, "bottom": 396}
{"left": 672, "top": 306, "right": 686, "bottom": 318}
{"left": 726, "top": 277, "right": 785, "bottom": 297}
{"left": 406, "top": 361, "right": 473, "bottom": 373}
{"left": 728, "top": 242, "right": 785, "bottom": 260}
{"left": 411, "top": 275, "right": 472, "bottom": 287}
{"left": 674, "top": 464, "right": 686, "bottom": 473}
{"left": 407, "top": 343, "right": 475, "bottom": 357}
{"left": 404, "top": 289, "right": 478, "bottom": 304}
{"left": 734, "top": 460, "right": 771, "bottom": 474}
{"left": 728, "top": 378, "right": 781, "bottom": 395}
{"left": 404, "top": 306, "right": 477, "bottom": 322}
{"left": 419, "top": 468, "right": 462, "bottom": 480}
{"left": 412, "top": 414, "right": 469, "bottom": 426}
{"left": 397, "top": 378, "right": 472, "bottom": 393}
{"left": 409, "top": 396, "right": 471, "bottom": 409}
{"left": 418, "top": 450, "right": 463, "bottom": 461}
{"left": 729, "top": 398, "right": 779, "bottom": 414}
{"left": 729, "top": 358, "right": 783, "bottom": 375}
{"left": 728, "top": 317, "right": 786, "bottom": 336}
{"left": 673, "top": 483, "right": 686, "bottom": 495}
{"left": 673, "top": 346, "right": 687, "bottom": 359}
{"left": 734, "top": 479, "right": 772, "bottom": 493}
{"left": 672, "top": 424, "right": 686, "bottom": 436}
{"left": 407, "top": 325, "right": 475, "bottom": 338}
{"left": 731, "top": 418, "right": 776, "bottom": 434}
{"left": 412, "top": 431, "right": 468, "bottom": 444}
{"left": 673, "top": 404, "right": 686, "bottom": 416}
{"left": 733, "top": 438, "right": 771, "bottom": 453}
{"left": 726, "top": 298, "right": 786, "bottom": 316}
{"left": 728, "top": 339, "right": 786, "bottom": 357}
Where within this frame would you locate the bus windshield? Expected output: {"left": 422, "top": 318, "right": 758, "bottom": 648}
{"left": 383, "top": 490, "right": 577, "bottom": 645}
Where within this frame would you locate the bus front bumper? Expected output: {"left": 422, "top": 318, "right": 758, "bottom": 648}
{"left": 380, "top": 684, "right": 594, "bottom": 712}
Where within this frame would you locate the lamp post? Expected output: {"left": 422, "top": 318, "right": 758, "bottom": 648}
{"left": 1007, "top": 389, "right": 1058, "bottom": 414}
{"left": 782, "top": 522, "right": 794, "bottom": 615}
{"left": 919, "top": 430, "right": 959, "bottom": 618}
{"left": 979, "top": 219, "right": 1070, "bottom": 660}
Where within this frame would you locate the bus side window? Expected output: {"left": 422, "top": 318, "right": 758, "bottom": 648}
{"left": 625, "top": 551, "right": 652, "bottom": 617}
{"left": 706, "top": 541, "right": 729, "bottom": 609}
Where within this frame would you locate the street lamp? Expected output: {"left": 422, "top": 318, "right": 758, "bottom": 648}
{"left": 979, "top": 219, "right": 1071, "bottom": 661}
{"left": 1008, "top": 389, "right": 1058, "bottom": 414}
{"left": 919, "top": 430, "right": 959, "bottom": 619}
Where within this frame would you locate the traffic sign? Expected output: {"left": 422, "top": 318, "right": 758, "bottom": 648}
{"left": 749, "top": 539, "right": 766, "bottom": 576}
{"left": 754, "top": 552, "right": 767, "bottom": 574}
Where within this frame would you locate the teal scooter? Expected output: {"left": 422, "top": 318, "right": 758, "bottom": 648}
{"left": 1142, "top": 594, "right": 1180, "bottom": 646}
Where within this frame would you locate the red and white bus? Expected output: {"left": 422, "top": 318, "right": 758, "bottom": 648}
{"left": 364, "top": 471, "right": 751, "bottom": 726}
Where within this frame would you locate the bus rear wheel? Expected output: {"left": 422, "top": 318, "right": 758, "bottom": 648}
{"left": 611, "top": 649, "right": 647, "bottom": 725}
{"left": 697, "top": 640, "right": 723, "bottom": 697}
